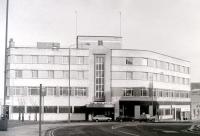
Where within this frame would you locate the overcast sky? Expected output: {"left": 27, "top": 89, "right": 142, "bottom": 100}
{"left": 0, "top": 0, "right": 200, "bottom": 99}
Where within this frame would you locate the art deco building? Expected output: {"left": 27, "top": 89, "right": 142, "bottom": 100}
{"left": 5, "top": 36, "right": 191, "bottom": 121}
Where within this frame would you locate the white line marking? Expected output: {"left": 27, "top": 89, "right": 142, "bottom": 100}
{"left": 118, "top": 130, "right": 139, "bottom": 136}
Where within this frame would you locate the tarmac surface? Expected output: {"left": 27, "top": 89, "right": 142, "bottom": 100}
{"left": 0, "top": 120, "right": 199, "bottom": 136}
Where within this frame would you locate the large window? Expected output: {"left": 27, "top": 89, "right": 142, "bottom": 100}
{"left": 95, "top": 55, "right": 105, "bottom": 99}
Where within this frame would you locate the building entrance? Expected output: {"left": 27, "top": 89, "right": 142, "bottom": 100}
{"left": 119, "top": 101, "right": 157, "bottom": 118}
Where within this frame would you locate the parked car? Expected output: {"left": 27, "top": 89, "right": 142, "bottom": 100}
{"left": 92, "top": 115, "right": 112, "bottom": 122}
{"left": 116, "top": 116, "right": 135, "bottom": 122}
{"left": 134, "top": 114, "right": 156, "bottom": 122}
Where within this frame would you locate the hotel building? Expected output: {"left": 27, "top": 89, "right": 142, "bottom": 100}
{"left": 5, "top": 36, "right": 191, "bottom": 121}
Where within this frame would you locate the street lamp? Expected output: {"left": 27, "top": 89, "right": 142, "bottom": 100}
{"left": 149, "top": 74, "right": 154, "bottom": 116}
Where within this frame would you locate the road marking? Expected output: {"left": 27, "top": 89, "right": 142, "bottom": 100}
{"left": 162, "top": 130, "right": 178, "bottom": 133}
{"left": 118, "top": 130, "right": 139, "bottom": 136}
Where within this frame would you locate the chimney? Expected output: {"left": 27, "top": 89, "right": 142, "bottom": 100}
{"left": 9, "top": 38, "right": 15, "bottom": 47}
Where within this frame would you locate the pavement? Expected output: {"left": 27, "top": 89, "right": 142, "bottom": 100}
{"left": 0, "top": 120, "right": 199, "bottom": 136}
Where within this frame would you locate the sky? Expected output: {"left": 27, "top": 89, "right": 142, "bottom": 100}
{"left": 0, "top": 0, "right": 200, "bottom": 100}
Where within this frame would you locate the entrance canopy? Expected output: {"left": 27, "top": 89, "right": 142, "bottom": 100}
{"left": 86, "top": 102, "right": 114, "bottom": 108}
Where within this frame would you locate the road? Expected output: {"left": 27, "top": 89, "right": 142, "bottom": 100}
{"left": 47, "top": 122, "right": 200, "bottom": 136}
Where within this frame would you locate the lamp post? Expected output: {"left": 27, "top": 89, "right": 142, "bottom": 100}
{"left": 68, "top": 47, "right": 71, "bottom": 123}
{"left": 149, "top": 74, "right": 154, "bottom": 116}
{"left": 3, "top": 0, "right": 9, "bottom": 114}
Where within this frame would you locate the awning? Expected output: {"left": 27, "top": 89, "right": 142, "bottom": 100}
{"left": 86, "top": 102, "right": 114, "bottom": 108}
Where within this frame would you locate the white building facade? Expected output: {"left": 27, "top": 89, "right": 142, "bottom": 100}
{"left": 5, "top": 36, "right": 191, "bottom": 121}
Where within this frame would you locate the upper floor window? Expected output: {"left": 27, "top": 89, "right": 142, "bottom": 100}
{"left": 15, "top": 56, "right": 23, "bottom": 63}
{"left": 15, "top": 70, "right": 22, "bottom": 78}
{"left": 147, "top": 59, "right": 156, "bottom": 67}
{"left": 98, "top": 40, "right": 103, "bottom": 46}
{"left": 38, "top": 56, "right": 48, "bottom": 64}
{"left": 133, "top": 58, "right": 147, "bottom": 66}
{"left": 126, "top": 57, "right": 133, "bottom": 65}
{"left": 23, "top": 56, "right": 32, "bottom": 64}
{"left": 126, "top": 72, "right": 132, "bottom": 80}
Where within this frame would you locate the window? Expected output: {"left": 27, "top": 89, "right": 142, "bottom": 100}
{"left": 98, "top": 40, "right": 103, "bottom": 46}
{"left": 32, "top": 70, "right": 38, "bottom": 78}
{"left": 77, "top": 57, "right": 84, "bottom": 64}
{"left": 15, "top": 70, "right": 22, "bottom": 78}
{"left": 175, "top": 65, "right": 180, "bottom": 72}
{"left": 132, "top": 72, "right": 147, "bottom": 80}
{"left": 169, "top": 76, "right": 175, "bottom": 83}
{"left": 23, "top": 70, "right": 31, "bottom": 78}
{"left": 48, "top": 70, "right": 54, "bottom": 78}
{"left": 27, "top": 106, "right": 39, "bottom": 113}
{"left": 54, "top": 71, "right": 63, "bottom": 78}
{"left": 84, "top": 71, "right": 89, "bottom": 80}
{"left": 148, "top": 59, "right": 156, "bottom": 67}
{"left": 60, "top": 87, "right": 69, "bottom": 96}
{"left": 48, "top": 56, "right": 54, "bottom": 64}
{"left": 157, "top": 61, "right": 169, "bottom": 70}
{"left": 23, "top": 56, "right": 32, "bottom": 63}
{"left": 112, "top": 57, "right": 125, "bottom": 65}
{"left": 169, "top": 63, "right": 175, "bottom": 71}
{"left": 59, "top": 106, "right": 72, "bottom": 113}
{"left": 112, "top": 72, "right": 126, "bottom": 80}
{"left": 126, "top": 72, "right": 132, "bottom": 80}
{"left": 126, "top": 57, "right": 133, "bottom": 65}
{"left": 38, "top": 71, "right": 48, "bottom": 78}
{"left": 78, "top": 71, "right": 84, "bottom": 80}
{"left": 63, "top": 71, "right": 68, "bottom": 79}
{"left": 84, "top": 57, "right": 89, "bottom": 64}
{"left": 180, "top": 66, "right": 184, "bottom": 73}
{"left": 54, "top": 56, "right": 62, "bottom": 64}
{"left": 63, "top": 56, "right": 68, "bottom": 64}
{"left": 28, "top": 87, "right": 39, "bottom": 95}
{"left": 71, "top": 71, "right": 78, "bottom": 79}
{"left": 38, "top": 56, "right": 48, "bottom": 64}
{"left": 12, "top": 106, "right": 25, "bottom": 113}
{"left": 32, "top": 56, "right": 38, "bottom": 63}
{"left": 47, "top": 87, "right": 55, "bottom": 96}
{"left": 95, "top": 55, "right": 105, "bottom": 99}
{"left": 74, "top": 106, "right": 86, "bottom": 113}
{"left": 44, "top": 106, "right": 57, "bottom": 113}
{"left": 133, "top": 58, "right": 147, "bottom": 66}
{"left": 15, "top": 56, "right": 23, "bottom": 63}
